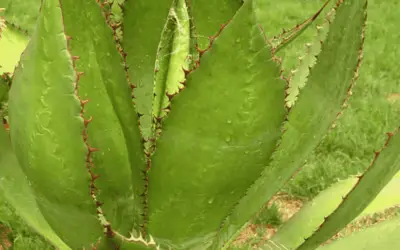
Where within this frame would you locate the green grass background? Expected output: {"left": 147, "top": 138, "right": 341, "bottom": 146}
{"left": 0, "top": 0, "right": 399, "bottom": 248}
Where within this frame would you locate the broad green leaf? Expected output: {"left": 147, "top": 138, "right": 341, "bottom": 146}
{"left": 0, "top": 0, "right": 41, "bottom": 34}
{"left": 266, "top": 174, "right": 400, "bottom": 249}
{"left": 0, "top": 26, "right": 29, "bottom": 74}
{"left": 317, "top": 215, "right": 400, "bottom": 250}
{"left": 147, "top": 0, "right": 286, "bottom": 248}
{"left": 0, "top": 126, "right": 70, "bottom": 250}
{"left": 123, "top": 0, "right": 174, "bottom": 140}
{"left": 8, "top": 0, "right": 104, "bottom": 247}
{"left": 215, "top": 0, "right": 367, "bottom": 248}
{"left": 57, "top": 0, "right": 146, "bottom": 235}
{"left": 188, "top": 0, "right": 242, "bottom": 49}
{"left": 153, "top": 0, "right": 190, "bottom": 120}
{"left": 296, "top": 129, "right": 400, "bottom": 250}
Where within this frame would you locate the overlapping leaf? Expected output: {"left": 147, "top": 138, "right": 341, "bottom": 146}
{"left": 213, "top": 0, "right": 367, "bottom": 248}
{"left": 266, "top": 172, "right": 400, "bottom": 249}
{"left": 295, "top": 129, "right": 400, "bottom": 250}
{"left": 317, "top": 215, "right": 400, "bottom": 250}
{"left": 153, "top": 0, "right": 190, "bottom": 121}
{"left": 58, "top": 0, "right": 147, "bottom": 236}
{"left": 147, "top": 0, "right": 286, "bottom": 248}
{"left": 122, "top": 0, "right": 174, "bottom": 140}
{"left": 0, "top": 124, "right": 70, "bottom": 250}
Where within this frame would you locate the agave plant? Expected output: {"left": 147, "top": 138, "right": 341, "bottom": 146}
{"left": 0, "top": 0, "right": 399, "bottom": 249}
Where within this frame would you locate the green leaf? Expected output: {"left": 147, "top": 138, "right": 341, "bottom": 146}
{"left": 285, "top": 8, "right": 335, "bottom": 108}
{"left": 266, "top": 174, "right": 400, "bottom": 249}
{"left": 56, "top": 0, "right": 147, "bottom": 235}
{"left": 122, "top": 0, "right": 174, "bottom": 140}
{"left": 153, "top": 0, "right": 190, "bottom": 120}
{"left": 8, "top": 0, "right": 104, "bottom": 247}
{"left": 0, "top": 126, "right": 70, "bottom": 250}
{"left": 188, "top": 0, "right": 242, "bottom": 49}
{"left": 359, "top": 173, "right": 400, "bottom": 217}
{"left": 0, "top": 0, "right": 41, "bottom": 34}
{"left": 0, "top": 26, "right": 29, "bottom": 74}
{"left": 317, "top": 215, "right": 400, "bottom": 250}
{"left": 147, "top": 0, "right": 286, "bottom": 248}
{"left": 296, "top": 129, "right": 400, "bottom": 250}
{"left": 215, "top": 0, "right": 367, "bottom": 247}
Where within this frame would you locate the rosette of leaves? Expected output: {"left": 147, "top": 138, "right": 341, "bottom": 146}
{"left": 0, "top": 0, "right": 399, "bottom": 250}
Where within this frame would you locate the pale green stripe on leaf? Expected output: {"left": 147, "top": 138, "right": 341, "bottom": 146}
{"left": 123, "top": 0, "right": 173, "bottom": 140}
{"left": 215, "top": 0, "right": 367, "bottom": 248}
{"left": 8, "top": 0, "right": 103, "bottom": 247}
{"left": 0, "top": 26, "right": 28, "bottom": 74}
{"left": 317, "top": 215, "right": 400, "bottom": 250}
{"left": 0, "top": 126, "right": 70, "bottom": 250}
{"left": 188, "top": 0, "right": 242, "bottom": 50}
{"left": 58, "top": 0, "right": 146, "bottom": 235}
{"left": 148, "top": 1, "right": 286, "bottom": 248}
{"left": 296, "top": 129, "right": 400, "bottom": 250}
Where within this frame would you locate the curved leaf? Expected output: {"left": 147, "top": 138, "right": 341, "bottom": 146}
{"left": 296, "top": 129, "right": 400, "bottom": 250}
{"left": 8, "top": 0, "right": 104, "bottom": 247}
{"left": 0, "top": 126, "right": 70, "bottom": 250}
{"left": 153, "top": 0, "right": 191, "bottom": 120}
{"left": 267, "top": 174, "right": 400, "bottom": 249}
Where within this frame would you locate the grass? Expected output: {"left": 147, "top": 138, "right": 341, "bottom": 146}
{"left": 0, "top": 198, "right": 53, "bottom": 250}
{"left": 1, "top": 0, "right": 400, "bottom": 249}
{"left": 282, "top": 0, "right": 400, "bottom": 199}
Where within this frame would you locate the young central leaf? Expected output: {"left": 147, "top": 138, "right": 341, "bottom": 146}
{"left": 123, "top": 0, "right": 174, "bottom": 141}
{"left": 147, "top": 0, "right": 286, "bottom": 248}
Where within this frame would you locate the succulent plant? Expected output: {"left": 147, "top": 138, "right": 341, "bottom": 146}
{"left": 0, "top": 0, "right": 399, "bottom": 249}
